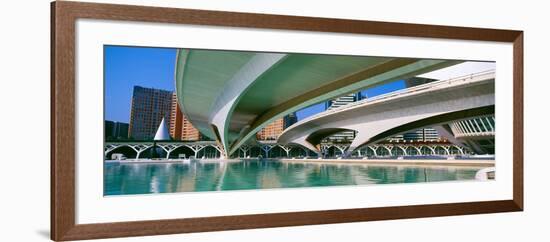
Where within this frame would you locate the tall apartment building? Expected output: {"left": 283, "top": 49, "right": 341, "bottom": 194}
{"left": 169, "top": 93, "right": 201, "bottom": 141}
{"left": 128, "top": 86, "right": 173, "bottom": 140}
{"left": 256, "top": 112, "right": 298, "bottom": 141}
{"left": 257, "top": 118, "right": 284, "bottom": 141}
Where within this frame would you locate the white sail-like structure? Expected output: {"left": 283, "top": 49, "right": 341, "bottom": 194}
{"left": 153, "top": 117, "right": 171, "bottom": 141}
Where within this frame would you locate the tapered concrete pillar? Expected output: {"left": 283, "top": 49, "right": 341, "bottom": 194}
{"left": 209, "top": 53, "right": 287, "bottom": 157}
{"left": 346, "top": 129, "right": 376, "bottom": 157}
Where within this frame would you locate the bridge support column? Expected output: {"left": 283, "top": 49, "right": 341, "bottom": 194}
{"left": 345, "top": 128, "right": 378, "bottom": 157}
{"left": 208, "top": 53, "right": 288, "bottom": 158}
{"left": 260, "top": 145, "right": 273, "bottom": 158}
{"left": 136, "top": 151, "right": 143, "bottom": 160}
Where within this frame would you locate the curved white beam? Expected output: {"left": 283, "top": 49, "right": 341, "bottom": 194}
{"left": 278, "top": 72, "right": 495, "bottom": 155}
{"left": 209, "top": 53, "right": 287, "bottom": 158}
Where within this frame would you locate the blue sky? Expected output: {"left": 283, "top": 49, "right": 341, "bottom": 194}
{"left": 295, "top": 81, "right": 406, "bottom": 120}
{"left": 104, "top": 46, "right": 177, "bottom": 123}
{"left": 105, "top": 46, "right": 407, "bottom": 123}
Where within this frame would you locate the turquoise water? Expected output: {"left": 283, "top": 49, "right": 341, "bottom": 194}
{"left": 104, "top": 160, "right": 481, "bottom": 195}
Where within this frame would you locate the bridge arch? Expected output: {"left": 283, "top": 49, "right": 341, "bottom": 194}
{"left": 449, "top": 146, "right": 464, "bottom": 155}
{"left": 419, "top": 146, "right": 435, "bottom": 156}
{"left": 196, "top": 145, "right": 221, "bottom": 159}
{"left": 351, "top": 146, "right": 367, "bottom": 157}
{"left": 366, "top": 146, "right": 377, "bottom": 157}
{"left": 405, "top": 146, "right": 420, "bottom": 156}
{"left": 434, "top": 146, "right": 450, "bottom": 155}
{"left": 105, "top": 145, "right": 137, "bottom": 159}
{"left": 278, "top": 72, "right": 495, "bottom": 157}
{"left": 375, "top": 146, "right": 391, "bottom": 157}
{"left": 306, "top": 128, "right": 357, "bottom": 150}
{"left": 289, "top": 146, "right": 308, "bottom": 158}
{"left": 168, "top": 145, "right": 196, "bottom": 159}
{"left": 391, "top": 146, "right": 406, "bottom": 156}
{"left": 268, "top": 145, "right": 288, "bottom": 158}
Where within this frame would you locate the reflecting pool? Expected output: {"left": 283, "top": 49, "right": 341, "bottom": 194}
{"left": 104, "top": 159, "right": 482, "bottom": 195}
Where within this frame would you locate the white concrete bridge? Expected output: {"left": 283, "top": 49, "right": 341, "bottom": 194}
{"left": 175, "top": 49, "right": 460, "bottom": 157}
{"left": 278, "top": 71, "right": 495, "bottom": 156}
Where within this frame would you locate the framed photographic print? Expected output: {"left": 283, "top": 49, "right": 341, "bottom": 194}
{"left": 51, "top": 1, "right": 523, "bottom": 241}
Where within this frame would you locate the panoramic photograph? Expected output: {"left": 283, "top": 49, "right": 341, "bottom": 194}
{"left": 103, "top": 45, "right": 496, "bottom": 196}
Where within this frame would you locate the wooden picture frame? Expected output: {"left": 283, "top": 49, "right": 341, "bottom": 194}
{"left": 51, "top": 1, "right": 523, "bottom": 241}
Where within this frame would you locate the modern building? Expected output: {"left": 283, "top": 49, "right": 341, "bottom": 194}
{"left": 402, "top": 128, "right": 440, "bottom": 142}
{"left": 257, "top": 113, "right": 298, "bottom": 141}
{"left": 169, "top": 93, "right": 201, "bottom": 141}
{"left": 448, "top": 116, "right": 495, "bottom": 154}
{"left": 128, "top": 86, "right": 173, "bottom": 140}
{"left": 404, "top": 76, "right": 438, "bottom": 87}
{"left": 387, "top": 128, "right": 441, "bottom": 142}
{"left": 323, "top": 92, "right": 362, "bottom": 143}
{"left": 257, "top": 118, "right": 284, "bottom": 140}
{"left": 324, "top": 92, "right": 362, "bottom": 110}
{"left": 104, "top": 120, "right": 129, "bottom": 140}
{"left": 283, "top": 112, "right": 298, "bottom": 129}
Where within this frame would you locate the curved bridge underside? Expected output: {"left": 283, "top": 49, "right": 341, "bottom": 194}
{"left": 278, "top": 72, "right": 495, "bottom": 155}
{"left": 175, "top": 49, "right": 460, "bottom": 157}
